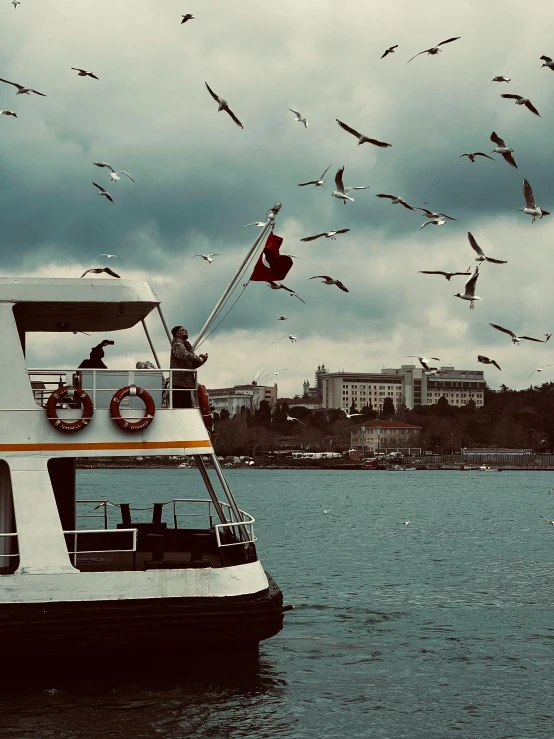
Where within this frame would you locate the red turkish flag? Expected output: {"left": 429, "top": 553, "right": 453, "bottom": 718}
{"left": 249, "top": 232, "right": 293, "bottom": 282}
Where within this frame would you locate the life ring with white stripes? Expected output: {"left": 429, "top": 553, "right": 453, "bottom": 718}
{"left": 198, "top": 384, "right": 213, "bottom": 435}
{"left": 46, "top": 386, "right": 94, "bottom": 433}
{"left": 110, "top": 385, "right": 155, "bottom": 432}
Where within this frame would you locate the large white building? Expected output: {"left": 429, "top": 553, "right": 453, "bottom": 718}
{"left": 321, "top": 372, "right": 404, "bottom": 413}
{"left": 207, "top": 382, "right": 278, "bottom": 415}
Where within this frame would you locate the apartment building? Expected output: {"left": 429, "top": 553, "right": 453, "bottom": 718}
{"left": 321, "top": 372, "right": 404, "bottom": 412}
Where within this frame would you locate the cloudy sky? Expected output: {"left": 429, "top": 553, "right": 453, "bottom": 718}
{"left": 2, "top": 0, "right": 554, "bottom": 397}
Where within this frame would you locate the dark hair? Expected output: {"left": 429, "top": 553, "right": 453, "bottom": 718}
{"left": 171, "top": 325, "right": 184, "bottom": 338}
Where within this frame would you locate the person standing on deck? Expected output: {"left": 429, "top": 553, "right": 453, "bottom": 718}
{"left": 170, "top": 326, "right": 208, "bottom": 408}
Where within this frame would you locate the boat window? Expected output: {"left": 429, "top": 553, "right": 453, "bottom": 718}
{"left": 0, "top": 461, "right": 18, "bottom": 574}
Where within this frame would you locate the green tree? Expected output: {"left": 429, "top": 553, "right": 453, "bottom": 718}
{"left": 382, "top": 397, "right": 395, "bottom": 417}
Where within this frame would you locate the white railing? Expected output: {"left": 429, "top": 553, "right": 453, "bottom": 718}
{"left": 28, "top": 368, "right": 198, "bottom": 411}
{"left": 172, "top": 498, "right": 256, "bottom": 548}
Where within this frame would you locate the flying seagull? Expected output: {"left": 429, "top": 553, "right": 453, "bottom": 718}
{"left": 336, "top": 119, "right": 391, "bottom": 148}
{"left": 500, "top": 94, "right": 540, "bottom": 117}
{"left": 520, "top": 179, "right": 549, "bottom": 223}
{"left": 71, "top": 68, "right": 99, "bottom": 80}
{"left": 490, "top": 131, "right": 517, "bottom": 168}
{"left": 297, "top": 164, "right": 332, "bottom": 187}
{"left": 342, "top": 410, "right": 363, "bottom": 419}
{"left": 407, "top": 37, "right": 461, "bottom": 64}
{"left": 529, "top": 364, "right": 554, "bottom": 379}
{"left": 381, "top": 45, "right": 398, "bottom": 59}
{"left": 289, "top": 108, "right": 308, "bottom": 128}
{"left": 332, "top": 166, "right": 369, "bottom": 204}
{"left": 271, "top": 334, "right": 301, "bottom": 344}
{"left": 375, "top": 194, "right": 415, "bottom": 211}
{"left": 419, "top": 270, "right": 471, "bottom": 281}
{"left": 405, "top": 356, "right": 441, "bottom": 372}
{"left": 194, "top": 253, "right": 221, "bottom": 264}
{"left": 81, "top": 267, "right": 121, "bottom": 279}
{"left": 93, "top": 162, "right": 135, "bottom": 182}
{"left": 268, "top": 281, "right": 307, "bottom": 304}
{"left": 539, "top": 515, "right": 554, "bottom": 525}
{"left": 540, "top": 55, "right": 554, "bottom": 70}
{"left": 300, "top": 229, "right": 349, "bottom": 242}
{"left": 455, "top": 152, "right": 495, "bottom": 163}
{"left": 10, "top": 1, "right": 21, "bottom": 8}
{"left": 399, "top": 520, "right": 410, "bottom": 526}
{"left": 492, "top": 76, "right": 511, "bottom": 82}
{"left": 0, "top": 78, "right": 46, "bottom": 96}
{"left": 489, "top": 323, "right": 549, "bottom": 345}
{"left": 0, "top": 110, "right": 17, "bottom": 118}
{"left": 96, "top": 254, "right": 120, "bottom": 260}
{"left": 477, "top": 355, "right": 501, "bottom": 370}
{"left": 309, "top": 276, "right": 349, "bottom": 293}
{"left": 454, "top": 268, "right": 481, "bottom": 309}
{"left": 417, "top": 207, "right": 456, "bottom": 221}
{"left": 92, "top": 181, "right": 114, "bottom": 204}
{"left": 286, "top": 414, "right": 304, "bottom": 424}
{"left": 205, "top": 82, "right": 243, "bottom": 128}
{"left": 181, "top": 14, "right": 195, "bottom": 23}
{"left": 420, "top": 218, "right": 447, "bottom": 229}
{"left": 244, "top": 221, "right": 265, "bottom": 228}
{"left": 468, "top": 232, "right": 507, "bottom": 264}
{"left": 278, "top": 315, "right": 287, "bottom": 321}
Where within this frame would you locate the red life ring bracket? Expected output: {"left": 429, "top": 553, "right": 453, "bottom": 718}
{"left": 46, "top": 386, "right": 94, "bottom": 433}
{"left": 198, "top": 384, "right": 214, "bottom": 435}
{"left": 110, "top": 385, "right": 155, "bottom": 432}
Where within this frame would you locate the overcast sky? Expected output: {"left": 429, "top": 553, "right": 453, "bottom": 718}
{"left": 2, "top": 0, "right": 554, "bottom": 397}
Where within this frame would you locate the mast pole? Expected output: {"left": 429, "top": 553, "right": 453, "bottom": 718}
{"left": 191, "top": 202, "right": 282, "bottom": 350}
{"left": 141, "top": 319, "right": 161, "bottom": 368}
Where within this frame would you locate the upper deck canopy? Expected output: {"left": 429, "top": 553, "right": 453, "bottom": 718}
{"left": 1, "top": 278, "right": 160, "bottom": 332}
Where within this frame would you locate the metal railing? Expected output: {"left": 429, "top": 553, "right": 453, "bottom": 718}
{"left": 0, "top": 532, "right": 18, "bottom": 567}
{"left": 27, "top": 368, "right": 198, "bottom": 412}
{"left": 76, "top": 499, "right": 109, "bottom": 530}
{"left": 172, "top": 498, "right": 256, "bottom": 548}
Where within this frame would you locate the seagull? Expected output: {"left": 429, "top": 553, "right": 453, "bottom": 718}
{"left": 500, "top": 94, "right": 541, "bottom": 117}
{"left": 0, "top": 110, "right": 17, "bottom": 118}
{"left": 490, "top": 132, "right": 517, "bottom": 168}
{"left": 289, "top": 108, "right": 308, "bottom": 128}
{"left": 529, "top": 364, "right": 554, "bottom": 379}
{"left": 0, "top": 78, "right": 46, "bottom": 96}
{"left": 520, "top": 179, "right": 549, "bottom": 223}
{"left": 81, "top": 267, "right": 121, "bottom": 278}
{"left": 323, "top": 509, "right": 330, "bottom": 514}
{"left": 492, "top": 76, "right": 511, "bottom": 82}
{"left": 92, "top": 182, "right": 114, "bottom": 204}
{"left": 342, "top": 410, "right": 362, "bottom": 418}
{"left": 489, "top": 323, "right": 548, "bottom": 345}
{"left": 286, "top": 414, "right": 304, "bottom": 424}
{"left": 267, "top": 282, "right": 307, "bottom": 304}
{"left": 300, "top": 229, "right": 349, "bottom": 242}
{"left": 381, "top": 45, "right": 398, "bottom": 59}
{"left": 539, "top": 515, "right": 554, "bottom": 525}
{"left": 540, "top": 55, "right": 554, "bottom": 70}
{"left": 418, "top": 270, "right": 471, "bottom": 281}
{"left": 407, "top": 37, "right": 461, "bottom": 64}
{"left": 71, "top": 68, "right": 99, "bottom": 80}
{"left": 194, "top": 253, "right": 221, "bottom": 264}
{"left": 468, "top": 232, "right": 507, "bottom": 264}
{"left": 278, "top": 316, "right": 287, "bottom": 320}
{"left": 477, "top": 355, "right": 501, "bottom": 370}
{"left": 455, "top": 152, "right": 495, "bottom": 163}
{"left": 405, "top": 356, "right": 441, "bottom": 372}
{"left": 10, "top": 0, "right": 21, "bottom": 8}
{"left": 336, "top": 119, "right": 391, "bottom": 148}
{"left": 181, "top": 14, "right": 195, "bottom": 23}
{"left": 399, "top": 520, "right": 409, "bottom": 526}
{"left": 375, "top": 194, "right": 415, "bottom": 211}
{"left": 332, "top": 166, "right": 369, "bottom": 204}
{"left": 287, "top": 335, "right": 298, "bottom": 342}
{"left": 93, "top": 162, "right": 135, "bottom": 182}
{"left": 454, "top": 268, "right": 481, "bottom": 309}
{"left": 420, "top": 218, "right": 447, "bottom": 229}
{"left": 297, "top": 164, "right": 332, "bottom": 187}
{"left": 417, "top": 207, "right": 456, "bottom": 221}
{"left": 310, "top": 276, "right": 349, "bottom": 293}
{"left": 205, "top": 82, "right": 243, "bottom": 128}
{"left": 96, "top": 254, "right": 121, "bottom": 260}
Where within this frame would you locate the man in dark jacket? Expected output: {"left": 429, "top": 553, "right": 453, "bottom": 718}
{"left": 78, "top": 340, "right": 113, "bottom": 369}
{"left": 170, "top": 326, "right": 208, "bottom": 408}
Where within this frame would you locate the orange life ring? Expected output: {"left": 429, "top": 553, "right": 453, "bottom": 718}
{"left": 46, "top": 386, "right": 94, "bottom": 433}
{"left": 198, "top": 384, "right": 213, "bottom": 434}
{"left": 110, "top": 385, "right": 155, "bottom": 432}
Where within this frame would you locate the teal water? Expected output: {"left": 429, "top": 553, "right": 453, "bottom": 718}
{"left": 1, "top": 468, "right": 553, "bottom": 738}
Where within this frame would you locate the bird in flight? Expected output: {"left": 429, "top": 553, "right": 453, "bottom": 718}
{"left": 529, "top": 364, "right": 554, "bottom": 379}
{"left": 539, "top": 515, "right": 554, "bottom": 525}
{"left": 419, "top": 270, "right": 471, "bottom": 281}
{"left": 194, "top": 253, "right": 221, "bottom": 264}
{"left": 381, "top": 45, "right": 398, "bottom": 59}
{"left": 500, "top": 93, "right": 540, "bottom": 117}
{"left": 71, "top": 68, "right": 99, "bottom": 80}
{"left": 81, "top": 267, "right": 121, "bottom": 278}
{"left": 342, "top": 410, "right": 362, "bottom": 418}
{"left": 310, "top": 276, "right": 349, "bottom": 293}
{"left": 93, "top": 162, "right": 135, "bottom": 182}
{"left": 10, "top": 0, "right": 21, "bottom": 7}
{"left": 420, "top": 218, "right": 447, "bottom": 229}
{"left": 289, "top": 108, "right": 308, "bottom": 128}
{"left": 540, "top": 55, "right": 554, "bottom": 70}
{"left": 297, "top": 164, "right": 332, "bottom": 188}
{"left": 267, "top": 282, "right": 307, "bottom": 304}
{"left": 489, "top": 323, "right": 549, "bottom": 345}
{"left": 205, "top": 82, "right": 243, "bottom": 128}
{"left": 520, "top": 179, "right": 549, "bottom": 223}
{"left": 375, "top": 194, "right": 415, "bottom": 211}
{"left": 407, "top": 37, "right": 461, "bottom": 64}
{"left": 492, "top": 76, "right": 511, "bottom": 83}
{"left": 453, "top": 268, "right": 481, "bottom": 309}
{"left": 399, "top": 520, "right": 410, "bottom": 526}
{"left": 468, "top": 232, "right": 507, "bottom": 264}
{"left": 0, "top": 110, "right": 17, "bottom": 118}
{"left": 301, "top": 229, "right": 350, "bottom": 242}
{"left": 0, "top": 78, "right": 46, "bottom": 96}
{"left": 244, "top": 221, "right": 265, "bottom": 228}
{"left": 278, "top": 316, "right": 287, "bottom": 321}
{"left": 490, "top": 132, "right": 517, "bottom": 168}
{"left": 96, "top": 254, "right": 120, "bottom": 260}
{"left": 181, "top": 14, "right": 195, "bottom": 23}
{"left": 286, "top": 414, "right": 304, "bottom": 424}
{"left": 332, "top": 166, "right": 369, "bottom": 204}
{"left": 455, "top": 152, "right": 495, "bottom": 163}
{"left": 477, "top": 355, "right": 501, "bottom": 371}
{"left": 336, "top": 119, "right": 391, "bottom": 148}
{"left": 417, "top": 207, "right": 456, "bottom": 221}
{"left": 406, "top": 356, "right": 441, "bottom": 372}
{"left": 92, "top": 182, "right": 114, "bottom": 204}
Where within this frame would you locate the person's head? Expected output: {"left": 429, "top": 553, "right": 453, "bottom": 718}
{"left": 172, "top": 325, "right": 188, "bottom": 340}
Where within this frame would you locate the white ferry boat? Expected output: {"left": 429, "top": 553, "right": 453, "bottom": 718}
{"left": 0, "top": 277, "right": 289, "bottom": 661}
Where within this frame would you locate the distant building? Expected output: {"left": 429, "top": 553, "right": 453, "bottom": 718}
{"left": 277, "top": 396, "right": 325, "bottom": 410}
{"left": 321, "top": 372, "right": 404, "bottom": 412}
{"left": 382, "top": 365, "right": 485, "bottom": 409}
{"left": 302, "top": 363, "right": 328, "bottom": 400}
{"left": 207, "top": 382, "right": 277, "bottom": 414}
{"left": 350, "top": 421, "right": 422, "bottom": 454}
